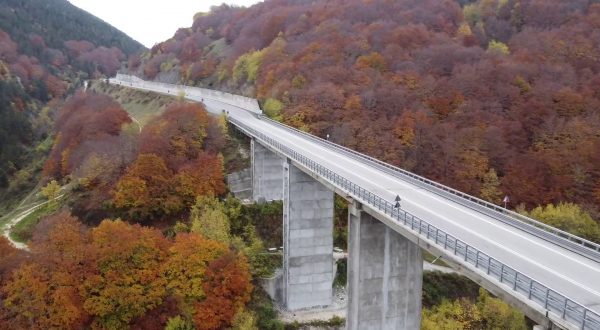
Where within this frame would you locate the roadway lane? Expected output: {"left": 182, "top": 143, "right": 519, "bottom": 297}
{"left": 197, "top": 97, "right": 600, "bottom": 314}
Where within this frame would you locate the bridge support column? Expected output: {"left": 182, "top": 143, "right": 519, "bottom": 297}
{"left": 347, "top": 202, "right": 423, "bottom": 330}
{"left": 251, "top": 139, "right": 284, "bottom": 201}
{"left": 282, "top": 160, "right": 334, "bottom": 310}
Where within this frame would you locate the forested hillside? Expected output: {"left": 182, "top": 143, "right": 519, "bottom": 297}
{"left": 0, "top": 0, "right": 143, "bottom": 55}
{"left": 0, "top": 0, "right": 144, "bottom": 210}
{"left": 0, "top": 1, "right": 270, "bottom": 329}
{"left": 133, "top": 0, "right": 600, "bottom": 220}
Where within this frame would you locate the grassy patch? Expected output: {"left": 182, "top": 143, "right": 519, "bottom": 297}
{"left": 10, "top": 203, "right": 58, "bottom": 243}
{"left": 91, "top": 80, "right": 176, "bottom": 127}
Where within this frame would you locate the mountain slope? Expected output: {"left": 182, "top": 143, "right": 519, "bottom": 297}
{"left": 0, "top": 0, "right": 144, "bottom": 56}
{"left": 0, "top": 0, "right": 143, "bottom": 213}
{"left": 133, "top": 0, "right": 600, "bottom": 214}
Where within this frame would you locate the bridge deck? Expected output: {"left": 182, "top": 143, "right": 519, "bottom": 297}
{"left": 110, "top": 76, "right": 600, "bottom": 329}
{"left": 201, "top": 98, "right": 600, "bottom": 317}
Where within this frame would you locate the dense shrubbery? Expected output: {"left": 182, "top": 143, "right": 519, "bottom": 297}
{"left": 422, "top": 271, "right": 480, "bottom": 308}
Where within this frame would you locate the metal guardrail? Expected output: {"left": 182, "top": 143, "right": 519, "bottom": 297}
{"left": 229, "top": 116, "right": 600, "bottom": 330}
{"left": 257, "top": 116, "right": 600, "bottom": 262}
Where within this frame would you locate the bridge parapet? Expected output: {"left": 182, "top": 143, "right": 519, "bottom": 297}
{"left": 111, "top": 74, "right": 262, "bottom": 114}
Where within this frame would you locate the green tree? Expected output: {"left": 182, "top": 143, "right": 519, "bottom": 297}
{"left": 422, "top": 289, "right": 527, "bottom": 330}
{"left": 263, "top": 98, "right": 283, "bottom": 121}
{"left": 41, "top": 179, "right": 61, "bottom": 209}
{"left": 237, "top": 225, "right": 279, "bottom": 277}
{"left": 463, "top": 3, "right": 481, "bottom": 26}
{"left": 524, "top": 203, "right": 600, "bottom": 243}
{"left": 190, "top": 195, "right": 231, "bottom": 244}
{"left": 165, "top": 316, "right": 194, "bottom": 330}
{"left": 422, "top": 298, "right": 480, "bottom": 330}
{"left": 233, "top": 50, "right": 263, "bottom": 84}
{"left": 231, "top": 308, "right": 258, "bottom": 330}
{"left": 488, "top": 40, "right": 510, "bottom": 55}
{"left": 476, "top": 289, "right": 527, "bottom": 330}
{"left": 480, "top": 168, "right": 502, "bottom": 204}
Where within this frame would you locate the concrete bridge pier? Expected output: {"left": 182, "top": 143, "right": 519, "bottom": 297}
{"left": 251, "top": 138, "right": 284, "bottom": 201}
{"left": 282, "top": 159, "right": 335, "bottom": 310}
{"left": 347, "top": 202, "right": 423, "bottom": 330}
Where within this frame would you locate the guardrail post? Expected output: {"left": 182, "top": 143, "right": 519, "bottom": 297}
{"left": 544, "top": 289, "right": 550, "bottom": 309}
{"left": 528, "top": 280, "right": 534, "bottom": 299}
{"left": 475, "top": 251, "right": 480, "bottom": 267}
{"left": 500, "top": 264, "right": 505, "bottom": 282}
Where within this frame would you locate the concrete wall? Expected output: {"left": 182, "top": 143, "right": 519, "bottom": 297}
{"left": 226, "top": 168, "right": 252, "bottom": 200}
{"left": 252, "top": 139, "right": 284, "bottom": 201}
{"left": 261, "top": 268, "right": 284, "bottom": 304}
{"left": 347, "top": 202, "right": 422, "bottom": 330}
{"left": 283, "top": 160, "right": 335, "bottom": 311}
{"left": 112, "top": 73, "right": 262, "bottom": 113}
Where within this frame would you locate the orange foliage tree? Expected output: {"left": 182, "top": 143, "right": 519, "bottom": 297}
{"left": 113, "top": 102, "right": 226, "bottom": 223}
{"left": 0, "top": 214, "right": 252, "bottom": 329}
{"left": 193, "top": 252, "right": 253, "bottom": 330}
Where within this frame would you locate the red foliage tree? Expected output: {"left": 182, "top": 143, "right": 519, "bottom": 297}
{"left": 43, "top": 92, "right": 131, "bottom": 178}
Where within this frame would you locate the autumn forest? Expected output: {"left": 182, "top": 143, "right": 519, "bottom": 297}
{"left": 1, "top": 0, "right": 600, "bottom": 329}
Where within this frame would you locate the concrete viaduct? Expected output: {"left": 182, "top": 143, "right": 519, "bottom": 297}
{"left": 110, "top": 74, "right": 600, "bottom": 330}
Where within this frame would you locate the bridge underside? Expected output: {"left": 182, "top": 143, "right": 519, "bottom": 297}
{"left": 252, "top": 140, "right": 423, "bottom": 328}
